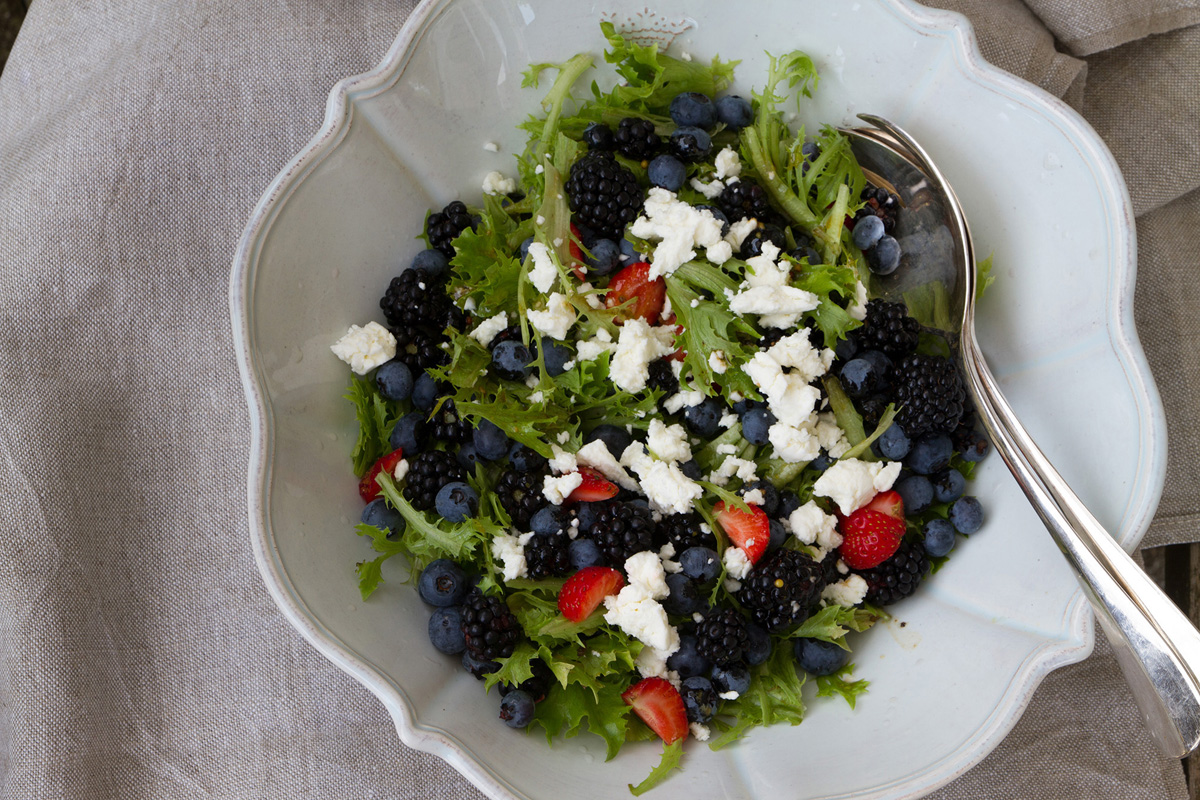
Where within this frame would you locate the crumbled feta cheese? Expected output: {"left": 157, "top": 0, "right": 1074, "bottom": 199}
{"left": 690, "top": 723, "right": 711, "bottom": 741}
{"left": 815, "top": 412, "right": 851, "bottom": 458}
{"left": 724, "top": 578, "right": 742, "bottom": 593}
{"left": 789, "top": 501, "right": 837, "bottom": 546}
{"left": 526, "top": 242, "right": 557, "bottom": 293}
{"left": 527, "top": 291, "right": 576, "bottom": 340}
{"left": 659, "top": 542, "right": 682, "bottom": 574}
{"left": 743, "top": 331, "right": 834, "bottom": 427}
{"left": 576, "top": 439, "right": 638, "bottom": 490}
{"left": 769, "top": 421, "right": 821, "bottom": 463}
{"left": 689, "top": 177, "right": 725, "bottom": 199}
{"left": 718, "top": 412, "right": 738, "bottom": 429}
{"left": 707, "top": 350, "right": 728, "bottom": 375}
{"left": 708, "top": 456, "right": 758, "bottom": 487}
{"left": 548, "top": 445, "right": 577, "bottom": 474}
{"left": 469, "top": 311, "right": 508, "bottom": 347}
{"left": 706, "top": 240, "right": 733, "bottom": 264}
{"left": 535, "top": 214, "right": 546, "bottom": 225}
{"left": 822, "top": 574, "right": 869, "bottom": 607}
{"left": 492, "top": 532, "right": 534, "bottom": 581}
{"left": 525, "top": 374, "right": 539, "bottom": 388}
{"left": 542, "top": 472, "right": 584, "bottom": 505}
{"left": 690, "top": 298, "right": 700, "bottom": 308}
{"left": 713, "top": 147, "right": 742, "bottom": 180}
{"left": 463, "top": 297, "right": 477, "bottom": 312}
{"left": 528, "top": 391, "right": 544, "bottom": 403}
{"left": 725, "top": 217, "right": 758, "bottom": 250}
{"left": 848, "top": 280, "right": 869, "bottom": 321}
{"left": 635, "top": 645, "right": 680, "bottom": 681}
{"left": 483, "top": 141, "right": 499, "bottom": 152}
{"left": 576, "top": 327, "right": 615, "bottom": 362}
{"left": 330, "top": 321, "right": 396, "bottom": 375}
{"left": 604, "top": 583, "right": 680, "bottom": 652}
{"left": 728, "top": 242, "right": 819, "bottom": 328}
{"left": 812, "top": 458, "right": 903, "bottom": 515}
{"left": 610, "top": 319, "right": 677, "bottom": 393}
{"left": 482, "top": 170, "right": 516, "bottom": 196}
{"left": 722, "top": 546, "right": 753, "bottom": 579}
{"left": 629, "top": 188, "right": 728, "bottom": 278}
{"left": 718, "top": 690, "right": 740, "bottom": 700}
{"left": 625, "top": 550, "right": 669, "bottom": 599}
{"left": 621, "top": 443, "right": 704, "bottom": 514}
{"left": 679, "top": 50, "right": 693, "bottom": 62}
{"left": 716, "top": 443, "right": 737, "bottom": 456}
{"left": 393, "top": 458, "right": 409, "bottom": 482}
{"left": 663, "top": 388, "right": 705, "bottom": 414}
{"left": 556, "top": 431, "right": 570, "bottom": 444}
{"left": 742, "top": 488, "right": 765, "bottom": 505}
{"left": 646, "top": 419, "right": 692, "bottom": 463}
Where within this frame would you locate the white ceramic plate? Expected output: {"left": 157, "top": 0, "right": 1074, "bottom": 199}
{"left": 230, "top": 1, "right": 1166, "bottom": 798}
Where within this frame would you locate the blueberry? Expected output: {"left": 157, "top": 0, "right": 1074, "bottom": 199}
{"left": 906, "top": 434, "right": 953, "bottom": 475}
{"left": 715, "top": 94, "right": 753, "bottom": 129}
{"left": 375, "top": 360, "right": 414, "bottom": 401}
{"left": 584, "top": 238, "right": 622, "bottom": 277}
{"left": 740, "top": 479, "right": 779, "bottom": 516}
{"left": 738, "top": 406, "right": 773, "bottom": 445}
{"left": 834, "top": 333, "right": 859, "bottom": 362}
{"left": 568, "top": 538, "right": 603, "bottom": 570}
{"left": 473, "top": 419, "right": 509, "bottom": 461}
{"left": 412, "top": 248, "right": 449, "bottom": 276}
{"left": 957, "top": 428, "right": 990, "bottom": 462}
{"left": 683, "top": 397, "right": 724, "bottom": 438}
{"left": 519, "top": 236, "right": 535, "bottom": 262}
{"left": 585, "top": 424, "right": 633, "bottom": 458}
{"left": 867, "top": 235, "right": 902, "bottom": 275}
{"left": 794, "top": 637, "right": 851, "bottom": 676}
{"left": 778, "top": 490, "right": 802, "bottom": 519}
{"left": 767, "top": 519, "right": 788, "bottom": 553}
{"left": 491, "top": 339, "right": 534, "bottom": 381}
{"left": 679, "top": 459, "right": 702, "bottom": 480}
{"left": 739, "top": 226, "right": 786, "bottom": 259}
{"left": 663, "top": 573, "right": 706, "bottom": 616}
{"left": 456, "top": 442, "right": 482, "bottom": 470}
{"left": 539, "top": 337, "right": 573, "bottom": 376}
{"left": 667, "top": 635, "right": 712, "bottom": 679}
{"left": 498, "top": 689, "right": 536, "bottom": 728}
{"left": 681, "top": 676, "right": 717, "bottom": 723}
{"left": 874, "top": 423, "right": 911, "bottom": 460}
{"left": 679, "top": 546, "right": 721, "bottom": 585}
{"left": 462, "top": 650, "right": 499, "bottom": 679}
{"left": 923, "top": 518, "right": 957, "bottom": 557}
{"left": 857, "top": 349, "right": 893, "bottom": 377}
{"left": 390, "top": 411, "right": 427, "bottom": 455}
{"left": 507, "top": 443, "right": 547, "bottom": 472}
{"left": 618, "top": 236, "right": 645, "bottom": 265}
{"left": 361, "top": 497, "right": 404, "bottom": 536}
{"left": 670, "top": 126, "right": 713, "bottom": 162}
{"left": 710, "top": 663, "right": 751, "bottom": 696}
{"left": 932, "top": 468, "right": 966, "bottom": 503}
{"left": 530, "top": 505, "right": 570, "bottom": 537}
{"left": 800, "top": 141, "right": 821, "bottom": 174}
{"left": 573, "top": 501, "right": 600, "bottom": 531}
{"left": 949, "top": 496, "right": 984, "bottom": 534}
{"left": 669, "top": 91, "right": 717, "bottom": 129}
{"left": 894, "top": 474, "right": 934, "bottom": 514}
{"left": 744, "top": 622, "right": 772, "bottom": 666}
{"left": 435, "top": 481, "right": 479, "bottom": 523}
{"left": 582, "top": 121, "right": 614, "bottom": 150}
{"left": 852, "top": 215, "right": 885, "bottom": 251}
{"left": 839, "top": 357, "right": 884, "bottom": 399}
{"left": 428, "top": 606, "right": 465, "bottom": 654}
{"left": 810, "top": 452, "right": 834, "bottom": 473}
{"left": 412, "top": 372, "right": 440, "bottom": 410}
{"left": 647, "top": 154, "right": 687, "bottom": 191}
{"left": 789, "top": 244, "right": 822, "bottom": 265}
{"left": 732, "top": 398, "right": 767, "bottom": 418}
{"left": 418, "top": 559, "right": 468, "bottom": 607}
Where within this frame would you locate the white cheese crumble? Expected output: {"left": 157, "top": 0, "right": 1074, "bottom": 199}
{"left": 707, "top": 350, "right": 728, "bottom": 375}
{"left": 646, "top": 419, "right": 692, "bottom": 463}
{"left": 822, "top": 574, "right": 869, "bottom": 607}
{"left": 658, "top": 542, "right": 683, "bottom": 574}
{"left": 812, "top": 458, "right": 903, "bottom": 515}
{"left": 393, "top": 458, "right": 409, "bottom": 482}
{"left": 769, "top": 421, "right": 821, "bottom": 463}
{"left": 483, "top": 141, "right": 499, "bottom": 152}
{"left": 728, "top": 242, "right": 820, "bottom": 328}
{"left": 713, "top": 146, "right": 742, "bottom": 180}
{"left": 725, "top": 217, "right": 758, "bottom": 250}
{"left": 718, "top": 690, "right": 740, "bottom": 700}
{"left": 604, "top": 583, "right": 680, "bottom": 652}
{"left": 743, "top": 330, "right": 834, "bottom": 427}
{"left": 718, "top": 412, "right": 738, "bottom": 429}
{"left": 625, "top": 550, "right": 669, "bottom": 600}
{"left": 621, "top": 443, "right": 704, "bottom": 515}
{"left": 742, "top": 488, "right": 765, "bottom": 505}
{"left": 689, "top": 177, "right": 725, "bottom": 199}
{"left": 788, "top": 500, "right": 837, "bottom": 546}
{"left": 542, "top": 472, "right": 584, "bottom": 505}
{"left": 527, "top": 292, "right": 576, "bottom": 340}
{"left": 526, "top": 241, "right": 558, "bottom": 294}
{"left": 576, "top": 328, "right": 616, "bottom": 362}
{"left": 816, "top": 412, "right": 851, "bottom": 458}
{"left": 556, "top": 431, "right": 570, "bottom": 444}
{"left": 576, "top": 439, "right": 639, "bottom": 491}
{"left": 548, "top": 445, "right": 577, "bottom": 474}
{"left": 635, "top": 645, "right": 681, "bottom": 683}
{"left": 708, "top": 456, "right": 758, "bottom": 486}
{"left": 482, "top": 170, "right": 517, "bottom": 196}
{"left": 330, "top": 321, "right": 396, "bottom": 375}
{"left": 722, "top": 546, "right": 753, "bottom": 579}
{"left": 492, "top": 532, "right": 534, "bottom": 581}
{"left": 610, "top": 320, "right": 677, "bottom": 393}
{"left": 690, "top": 723, "right": 711, "bottom": 742}
{"left": 848, "top": 280, "right": 870, "bottom": 321}
{"left": 528, "top": 391, "right": 544, "bottom": 403}
{"left": 663, "top": 388, "right": 704, "bottom": 414}
{"left": 629, "top": 188, "right": 730, "bottom": 277}
{"left": 468, "top": 311, "right": 508, "bottom": 347}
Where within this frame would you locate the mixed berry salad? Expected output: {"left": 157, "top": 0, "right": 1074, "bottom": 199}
{"left": 330, "top": 25, "right": 991, "bottom": 794}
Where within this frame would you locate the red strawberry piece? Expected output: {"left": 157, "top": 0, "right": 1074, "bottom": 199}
{"left": 558, "top": 566, "right": 625, "bottom": 623}
{"left": 605, "top": 262, "right": 666, "bottom": 325}
{"left": 569, "top": 223, "right": 586, "bottom": 280}
{"left": 838, "top": 508, "right": 905, "bottom": 569}
{"left": 565, "top": 467, "right": 619, "bottom": 503}
{"left": 864, "top": 490, "right": 905, "bottom": 522}
{"left": 358, "top": 449, "right": 404, "bottom": 503}
{"left": 713, "top": 500, "right": 770, "bottom": 564}
{"left": 621, "top": 677, "right": 689, "bottom": 744}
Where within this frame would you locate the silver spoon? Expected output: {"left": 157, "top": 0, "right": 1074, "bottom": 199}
{"left": 840, "top": 114, "right": 1200, "bottom": 758}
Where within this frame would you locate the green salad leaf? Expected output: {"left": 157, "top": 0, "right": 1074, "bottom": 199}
{"left": 709, "top": 642, "right": 807, "bottom": 749}
{"left": 354, "top": 523, "right": 408, "bottom": 601}
{"left": 343, "top": 374, "right": 396, "bottom": 477}
{"left": 629, "top": 739, "right": 685, "bottom": 796}
{"left": 816, "top": 663, "right": 871, "bottom": 709}
{"left": 532, "top": 679, "right": 632, "bottom": 762}
{"left": 788, "top": 603, "right": 885, "bottom": 644}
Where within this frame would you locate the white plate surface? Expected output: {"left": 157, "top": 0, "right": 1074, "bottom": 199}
{"left": 230, "top": 1, "right": 1166, "bottom": 798}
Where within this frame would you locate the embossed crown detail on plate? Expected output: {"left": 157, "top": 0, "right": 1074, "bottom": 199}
{"left": 599, "top": 8, "right": 694, "bottom": 48}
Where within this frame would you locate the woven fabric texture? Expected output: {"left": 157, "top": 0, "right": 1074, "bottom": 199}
{"left": 0, "top": 0, "right": 1195, "bottom": 798}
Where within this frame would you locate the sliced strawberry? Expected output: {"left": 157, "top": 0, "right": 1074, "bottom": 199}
{"left": 864, "top": 490, "right": 905, "bottom": 522}
{"left": 569, "top": 223, "right": 586, "bottom": 280}
{"left": 558, "top": 566, "right": 625, "bottom": 623}
{"left": 621, "top": 677, "right": 689, "bottom": 744}
{"left": 565, "top": 467, "right": 619, "bottom": 503}
{"left": 358, "top": 449, "right": 404, "bottom": 503}
{"left": 605, "top": 262, "right": 666, "bottom": 324}
{"left": 713, "top": 500, "right": 770, "bottom": 564}
{"left": 838, "top": 508, "right": 905, "bottom": 569}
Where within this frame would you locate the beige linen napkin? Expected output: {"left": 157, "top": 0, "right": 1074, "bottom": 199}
{"left": 0, "top": 1, "right": 1194, "bottom": 798}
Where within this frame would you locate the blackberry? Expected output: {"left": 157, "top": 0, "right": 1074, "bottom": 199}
{"left": 760, "top": 327, "right": 791, "bottom": 350}
{"left": 427, "top": 200, "right": 477, "bottom": 258}
{"left": 856, "top": 300, "right": 920, "bottom": 358}
{"left": 524, "top": 533, "right": 572, "bottom": 579}
{"left": 496, "top": 467, "right": 545, "bottom": 531}
{"left": 657, "top": 512, "right": 717, "bottom": 552}
{"left": 379, "top": 268, "right": 454, "bottom": 331}
{"left": 739, "top": 225, "right": 786, "bottom": 259}
{"left": 858, "top": 393, "right": 891, "bottom": 432}
{"left": 391, "top": 323, "right": 450, "bottom": 372}
{"left": 857, "top": 185, "right": 901, "bottom": 234}
{"left": 695, "top": 608, "right": 749, "bottom": 666}
{"left": 858, "top": 538, "right": 930, "bottom": 605}
{"left": 565, "top": 150, "right": 643, "bottom": 239}
{"left": 613, "top": 117, "right": 660, "bottom": 161}
{"left": 586, "top": 501, "right": 657, "bottom": 568}
{"left": 680, "top": 676, "right": 718, "bottom": 724}
{"left": 738, "top": 548, "right": 827, "bottom": 633}
{"left": 582, "top": 121, "right": 615, "bottom": 151}
{"left": 646, "top": 358, "right": 679, "bottom": 401}
{"left": 404, "top": 451, "right": 468, "bottom": 511}
{"left": 718, "top": 178, "right": 772, "bottom": 222}
{"left": 428, "top": 399, "right": 473, "bottom": 444}
{"left": 893, "top": 354, "right": 967, "bottom": 438}
{"left": 460, "top": 587, "right": 521, "bottom": 661}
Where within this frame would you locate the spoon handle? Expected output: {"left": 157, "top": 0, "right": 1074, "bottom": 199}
{"left": 963, "top": 329, "right": 1200, "bottom": 757}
